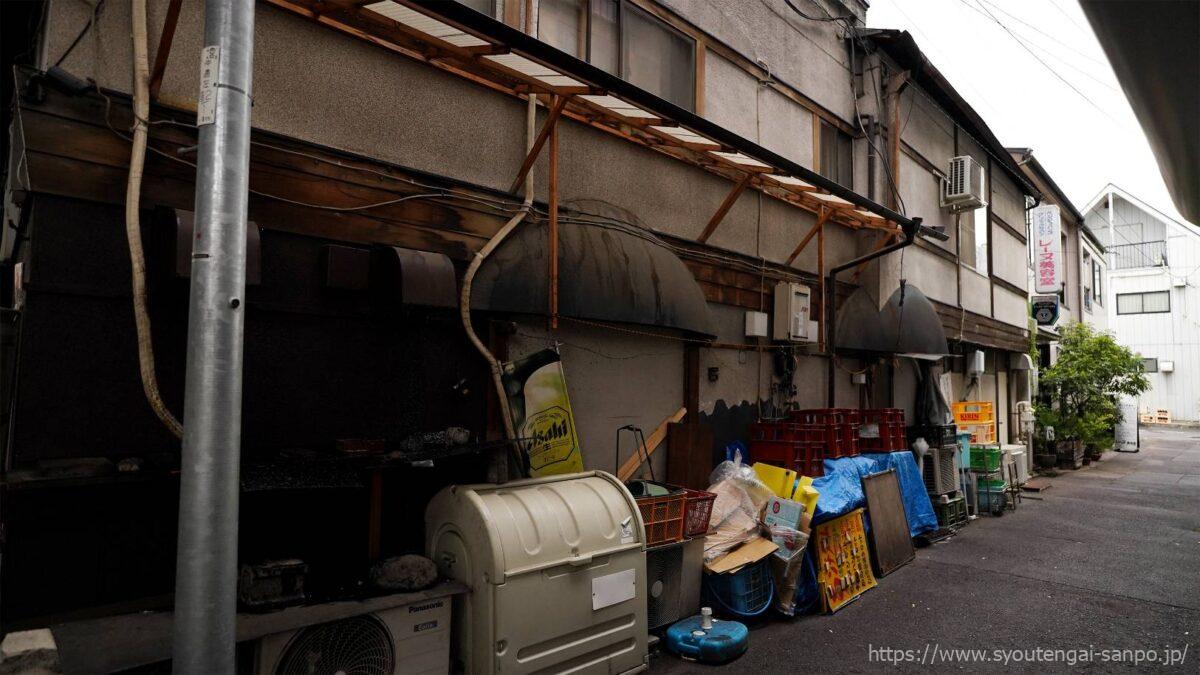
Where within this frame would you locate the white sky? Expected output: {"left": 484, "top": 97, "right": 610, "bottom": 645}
{"left": 866, "top": 0, "right": 1190, "bottom": 224}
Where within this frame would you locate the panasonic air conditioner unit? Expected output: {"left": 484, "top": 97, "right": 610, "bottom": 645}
{"left": 773, "top": 281, "right": 812, "bottom": 342}
{"left": 942, "top": 156, "right": 987, "bottom": 211}
{"left": 254, "top": 601, "right": 452, "bottom": 675}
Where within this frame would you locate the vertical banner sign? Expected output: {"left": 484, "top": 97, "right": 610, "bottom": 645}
{"left": 1114, "top": 397, "right": 1140, "bottom": 452}
{"left": 502, "top": 349, "right": 584, "bottom": 476}
{"left": 1032, "top": 204, "right": 1062, "bottom": 294}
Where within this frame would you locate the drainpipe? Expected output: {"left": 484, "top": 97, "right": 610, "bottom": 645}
{"left": 826, "top": 217, "right": 938, "bottom": 406}
{"left": 173, "top": 1, "right": 255, "bottom": 672}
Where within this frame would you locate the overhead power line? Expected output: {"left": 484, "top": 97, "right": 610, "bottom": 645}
{"left": 976, "top": 0, "right": 1108, "bottom": 68}
{"left": 964, "top": 0, "right": 1116, "bottom": 122}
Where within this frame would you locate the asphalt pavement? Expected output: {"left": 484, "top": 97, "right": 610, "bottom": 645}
{"left": 654, "top": 425, "right": 1200, "bottom": 672}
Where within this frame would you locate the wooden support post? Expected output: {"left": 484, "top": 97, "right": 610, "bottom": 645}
{"left": 148, "top": 0, "right": 184, "bottom": 101}
{"left": 818, "top": 219, "right": 826, "bottom": 352}
{"left": 684, "top": 344, "right": 700, "bottom": 427}
{"left": 508, "top": 95, "right": 569, "bottom": 194}
{"left": 886, "top": 70, "right": 911, "bottom": 212}
{"left": 785, "top": 207, "right": 831, "bottom": 266}
{"left": 549, "top": 108, "right": 560, "bottom": 329}
{"left": 698, "top": 173, "right": 753, "bottom": 243}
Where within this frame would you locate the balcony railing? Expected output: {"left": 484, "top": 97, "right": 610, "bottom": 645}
{"left": 1109, "top": 240, "right": 1166, "bottom": 270}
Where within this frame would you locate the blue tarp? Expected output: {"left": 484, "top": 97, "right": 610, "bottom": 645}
{"left": 790, "top": 451, "right": 937, "bottom": 614}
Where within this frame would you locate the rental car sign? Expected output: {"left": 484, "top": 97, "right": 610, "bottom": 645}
{"left": 1032, "top": 204, "right": 1062, "bottom": 294}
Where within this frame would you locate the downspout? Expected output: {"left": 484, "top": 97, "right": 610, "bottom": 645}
{"left": 825, "top": 217, "right": 928, "bottom": 406}
{"left": 460, "top": 95, "right": 537, "bottom": 477}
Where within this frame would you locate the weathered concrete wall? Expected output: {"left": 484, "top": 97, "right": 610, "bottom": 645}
{"left": 507, "top": 319, "right": 683, "bottom": 477}
{"left": 662, "top": 0, "right": 855, "bottom": 122}
{"left": 994, "top": 286, "right": 1028, "bottom": 329}
{"left": 992, "top": 223, "right": 1029, "bottom": 289}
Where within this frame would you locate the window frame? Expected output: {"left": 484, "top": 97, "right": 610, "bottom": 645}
{"left": 1116, "top": 290, "right": 1171, "bottom": 315}
{"left": 537, "top": 0, "right": 696, "bottom": 112}
{"left": 817, "top": 119, "right": 854, "bottom": 189}
{"left": 1092, "top": 258, "right": 1103, "bottom": 306}
{"left": 1141, "top": 357, "right": 1159, "bottom": 373}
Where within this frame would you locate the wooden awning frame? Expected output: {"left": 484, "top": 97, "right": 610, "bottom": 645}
{"left": 263, "top": 0, "right": 922, "bottom": 241}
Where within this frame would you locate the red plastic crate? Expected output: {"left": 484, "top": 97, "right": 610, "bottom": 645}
{"left": 636, "top": 492, "right": 685, "bottom": 546}
{"left": 788, "top": 409, "right": 861, "bottom": 458}
{"left": 680, "top": 487, "right": 717, "bottom": 536}
{"left": 747, "top": 439, "right": 825, "bottom": 477}
{"left": 859, "top": 408, "right": 907, "bottom": 452}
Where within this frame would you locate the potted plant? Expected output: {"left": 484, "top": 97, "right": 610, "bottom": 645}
{"left": 1034, "top": 324, "right": 1147, "bottom": 469}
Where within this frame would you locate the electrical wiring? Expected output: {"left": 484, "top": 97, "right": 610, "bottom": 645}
{"left": 975, "top": 0, "right": 1108, "bottom": 68}
{"left": 965, "top": 0, "right": 1115, "bottom": 121}
{"left": 54, "top": 0, "right": 107, "bottom": 68}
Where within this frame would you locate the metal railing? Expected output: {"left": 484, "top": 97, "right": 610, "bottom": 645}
{"left": 1109, "top": 240, "right": 1166, "bottom": 270}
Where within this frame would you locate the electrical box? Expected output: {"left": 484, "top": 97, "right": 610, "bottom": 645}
{"left": 966, "top": 350, "right": 985, "bottom": 377}
{"left": 942, "top": 156, "right": 987, "bottom": 211}
{"left": 773, "top": 281, "right": 812, "bottom": 342}
{"left": 1161, "top": 360, "right": 1175, "bottom": 373}
{"left": 745, "top": 310, "right": 769, "bottom": 338}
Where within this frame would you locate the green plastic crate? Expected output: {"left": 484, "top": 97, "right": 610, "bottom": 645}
{"left": 970, "top": 445, "right": 1002, "bottom": 473}
{"left": 976, "top": 475, "right": 1007, "bottom": 492}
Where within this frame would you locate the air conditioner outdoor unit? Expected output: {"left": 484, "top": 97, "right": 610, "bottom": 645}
{"left": 942, "top": 155, "right": 987, "bottom": 212}
{"left": 646, "top": 537, "right": 703, "bottom": 631}
{"left": 922, "top": 445, "right": 958, "bottom": 496}
{"left": 773, "top": 281, "right": 813, "bottom": 342}
{"left": 254, "top": 600, "right": 452, "bottom": 675}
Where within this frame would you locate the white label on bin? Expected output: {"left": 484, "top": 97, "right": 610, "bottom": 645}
{"left": 592, "top": 569, "right": 636, "bottom": 610}
{"left": 619, "top": 516, "right": 634, "bottom": 544}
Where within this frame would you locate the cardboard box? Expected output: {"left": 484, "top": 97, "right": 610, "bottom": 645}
{"left": 704, "top": 537, "right": 778, "bottom": 574}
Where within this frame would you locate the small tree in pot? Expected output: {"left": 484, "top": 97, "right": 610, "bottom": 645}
{"left": 1035, "top": 323, "right": 1148, "bottom": 460}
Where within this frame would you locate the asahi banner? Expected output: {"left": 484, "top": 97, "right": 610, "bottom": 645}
{"left": 1032, "top": 204, "right": 1063, "bottom": 294}
{"left": 501, "top": 349, "right": 585, "bottom": 476}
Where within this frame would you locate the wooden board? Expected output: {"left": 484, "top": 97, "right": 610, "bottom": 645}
{"left": 616, "top": 407, "right": 686, "bottom": 481}
{"left": 666, "top": 421, "right": 714, "bottom": 490}
{"left": 861, "top": 469, "right": 915, "bottom": 577}
{"left": 1021, "top": 476, "right": 1053, "bottom": 492}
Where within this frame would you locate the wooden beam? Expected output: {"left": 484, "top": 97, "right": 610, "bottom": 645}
{"left": 697, "top": 173, "right": 753, "bottom": 243}
{"left": 548, "top": 104, "right": 560, "bottom": 329}
{"left": 785, "top": 208, "right": 832, "bottom": 266}
{"left": 508, "top": 95, "right": 569, "bottom": 193}
{"left": 148, "top": 0, "right": 184, "bottom": 101}
{"left": 617, "top": 407, "right": 688, "bottom": 481}
{"left": 886, "top": 70, "right": 911, "bottom": 212}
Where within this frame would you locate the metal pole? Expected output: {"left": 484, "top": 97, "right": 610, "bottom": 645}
{"left": 173, "top": 1, "right": 255, "bottom": 671}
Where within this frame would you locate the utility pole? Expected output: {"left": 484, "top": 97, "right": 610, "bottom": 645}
{"left": 173, "top": 0, "right": 255, "bottom": 671}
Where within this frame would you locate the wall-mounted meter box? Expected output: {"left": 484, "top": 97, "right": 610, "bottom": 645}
{"left": 966, "top": 350, "right": 985, "bottom": 377}
{"left": 745, "top": 311, "right": 769, "bottom": 338}
{"left": 773, "top": 281, "right": 812, "bottom": 342}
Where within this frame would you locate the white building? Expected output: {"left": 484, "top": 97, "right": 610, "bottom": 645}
{"left": 1084, "top": 185, "right": 1200, "bottom": 422}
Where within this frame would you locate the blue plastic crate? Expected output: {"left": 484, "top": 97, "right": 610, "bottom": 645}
{"left": 703, "top": 559, "right": 774, "bottom": 618}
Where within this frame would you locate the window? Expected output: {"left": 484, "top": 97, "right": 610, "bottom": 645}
{"left": 1084, "top": 287, "right": 1093, "bottom": 312}
{"left": 1116, "top": 290, "right": 1170, "bottom": 315}
{"left": 456, "top": 0, "right": 494, "bottom": 16}
{"left": 539, "top": 0, "right": 586, "bottom": 56}
{"left": 622, "top": 4, "right": 694, "bottom": 110}
{"left": 818, "top": 121, "right": 853, "bottom": 189}
{"left": 537, "top": 1, "right": 695, "bottom": 110}
{"left": 961, "top": 203, "right": 989, "bottom": 275}
{"left": 1141, "top": 357, "right": 1159, "bottom": 373}
{"left": 1092, "top": 258, "right": 1103, "bottom": 306}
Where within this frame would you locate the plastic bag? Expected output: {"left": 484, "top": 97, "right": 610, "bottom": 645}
{"left": 768, "top": 529, "right": 810, "bottom": 615}
{"left": 703, "top": 450, "right": 774, "bottom": 562}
